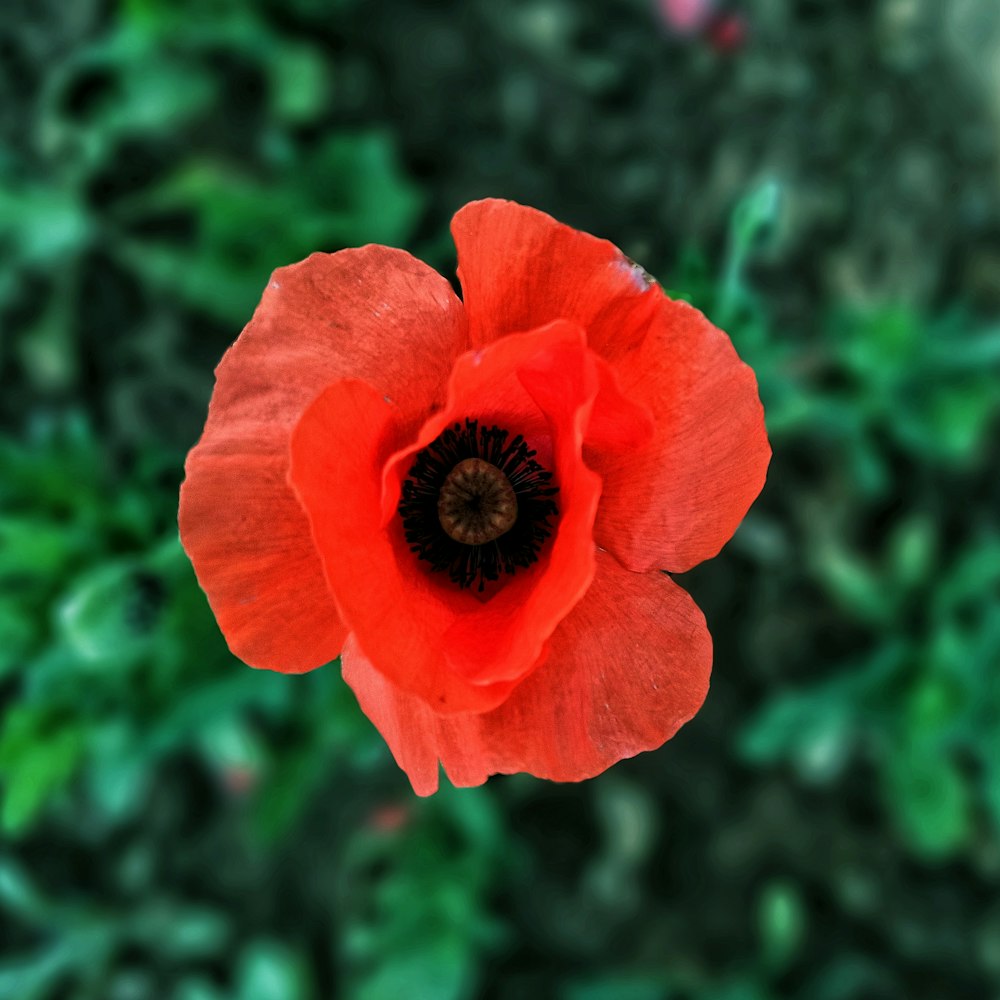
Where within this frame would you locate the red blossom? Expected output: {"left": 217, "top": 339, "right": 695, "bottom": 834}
{"left": 706, "top": 12, "right": 748, "bottom": 53}
{"left": 657, "top": 0, "right": 717, "bottom": 35}
{"left": 656, "top": 0, "right": 748, "bottom": 54}
{"left": 368, "top": 804, "right": 412, "bottom": 833}
{"left": 221, "top": 765, "right": 257, "bottom": 796}
{"left": 179, "top": 200, "right": 770, "bottom": 795}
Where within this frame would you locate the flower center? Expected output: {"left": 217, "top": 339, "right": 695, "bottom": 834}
{"left": 398, "top": 419, "right": 559, "bottom": 592}
{"left": 437, "top": 458, "right": 518, "bottom": 544}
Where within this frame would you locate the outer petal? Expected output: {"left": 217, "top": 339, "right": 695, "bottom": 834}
{"left": 589, "top": 299, "right": 770, "bottom": 573}
{"left": 451, "top": 199, "right": 663, "bottom": 360}
{"left": 290, "top": 322, "right": 647, "bottom": 712}
{"left": 179, "top": 247, "right": 467, "bottom": 672}
{"left": 451, "top": 199, "right": 769, "bottom": 574}
{"left": 342, "top": 551, "right": 712, "bottom": 795}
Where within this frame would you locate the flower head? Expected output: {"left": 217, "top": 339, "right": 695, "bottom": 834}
{"left": 179, "top": 199, "right": 770, "bottom": 795}
{"left": 656, "top": 0, "right": 716, "bottom": 35}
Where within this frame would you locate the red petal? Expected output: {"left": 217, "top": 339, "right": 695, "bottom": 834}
{"left": 179, "top": 247, "right": 467, "bottom": 672}
{"left": 451, "top": 199, "right": 662, "bottom": 360}
{"left": 342, "top": 551, "right": 713, "bottom": 795}
{"left": 290, "top": 377, "right": 518, "bottom": 709}
{"left": 451, "top": 199, "right": 768, "bottom": 573}
{"left": 657, "top": 0, "right": 716, "bottom": 34}
{"left": 290, "top": 321, "right": 646, "bottom": 712}
{"left": 589, "top": 298, "right": 770, "bottom": 572}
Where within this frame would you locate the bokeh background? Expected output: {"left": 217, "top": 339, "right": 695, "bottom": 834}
{"left": 2, "top": 0, "right": 1000, "bottom": 997}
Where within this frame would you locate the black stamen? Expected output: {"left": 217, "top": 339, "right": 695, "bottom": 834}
{"left": 398, "top": 419, "right": 559, "bottom": 592}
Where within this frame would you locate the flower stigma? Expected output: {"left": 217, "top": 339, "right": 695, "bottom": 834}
{"left": 398, "top": 419, "right": 559, "bottom": 592}
{"left": 437, "top": 458, "right": 518, "bottom": 544}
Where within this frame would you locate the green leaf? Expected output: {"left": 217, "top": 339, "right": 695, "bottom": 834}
{"left": 268, "top": 42, "right": 332, "bottom": 123}
{"left": 757, "top": 879, "right": 806, "bottom": 971}
{"left": 0, "top": 726, "right": 86, "bottom": 835}
{"left": 84, "top": 723, "right": 152, "bottom": 823}
{"left": 237, "top": 940, "right": 314, "bottom": 1000}
{"left": 131, "top": 901, "right": 231, "bottom": 960}
{"left": 197, "top": 714, "right": 265, "bottom": 783}
{"left": 0, "top": 949, "right": 77, "bottom": 1000}
{"left": 122, "top": 132, "right": 423, "bottom": 322}
{"left": 738, "top": 687, "right": 854, "bottom": 783}
{"left": 0, "top": 604, "right": 37, "bottom": 678}
{"left": 0, "top": 516, "right": 79, "bottom": 582}
{"left": 885, "top": 515, "right": 937, "bottom": 590}
{"left": 0, "top": 186, "right": 91, "bottom": 265}
{"left": 923, "top": 381, "right": 998, "bottom": 461}
{"left": 0, "top": 857, "right": 55, "bottom": 923}
{"left": 731, "top": 180, "right": 782, "bottom": 256}
{"left": 172, "top": 978, "right": 226, "bottom": 1000}
{"left": 812, "top": 541, "right": 892, "bottom": 625}
{"left": 717, "top": 179, "right": 783, "bottom": 325}
{"left": 56, "top": 559, "right": 164, "bottom": 669}
{"left": 562, "top": 977, "right": 666, "bottom": 1000}
{"left": 837, "top": 305, "right": 921, "bottom": 377}
{"left": 351, "top": 939, "right": 471, "bottom": 1000}
{"left": 882, "top": 748, "right": 971, "bottom": 860}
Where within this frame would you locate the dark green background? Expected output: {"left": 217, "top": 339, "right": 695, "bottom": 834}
{"left": 2, "top": 1, "right": 1000, "bottom": 998}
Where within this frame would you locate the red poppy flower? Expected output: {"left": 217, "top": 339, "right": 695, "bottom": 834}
{"left": 179, "top": 199, "right": 769, "bottom": 795}
{"left": 657, "top": 0, "right": 716, "bottom": 35}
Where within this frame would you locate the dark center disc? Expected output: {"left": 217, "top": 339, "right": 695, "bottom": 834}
{"left": 437, "top": 457, "right": 518, "bottom": 544}
{"left": 398, "top": 418, "right": 559, "bottom": 591}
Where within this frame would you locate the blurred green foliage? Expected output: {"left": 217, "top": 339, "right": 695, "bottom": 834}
{"left": 2, "top": 0, "right": 1000, "bottom": 998}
